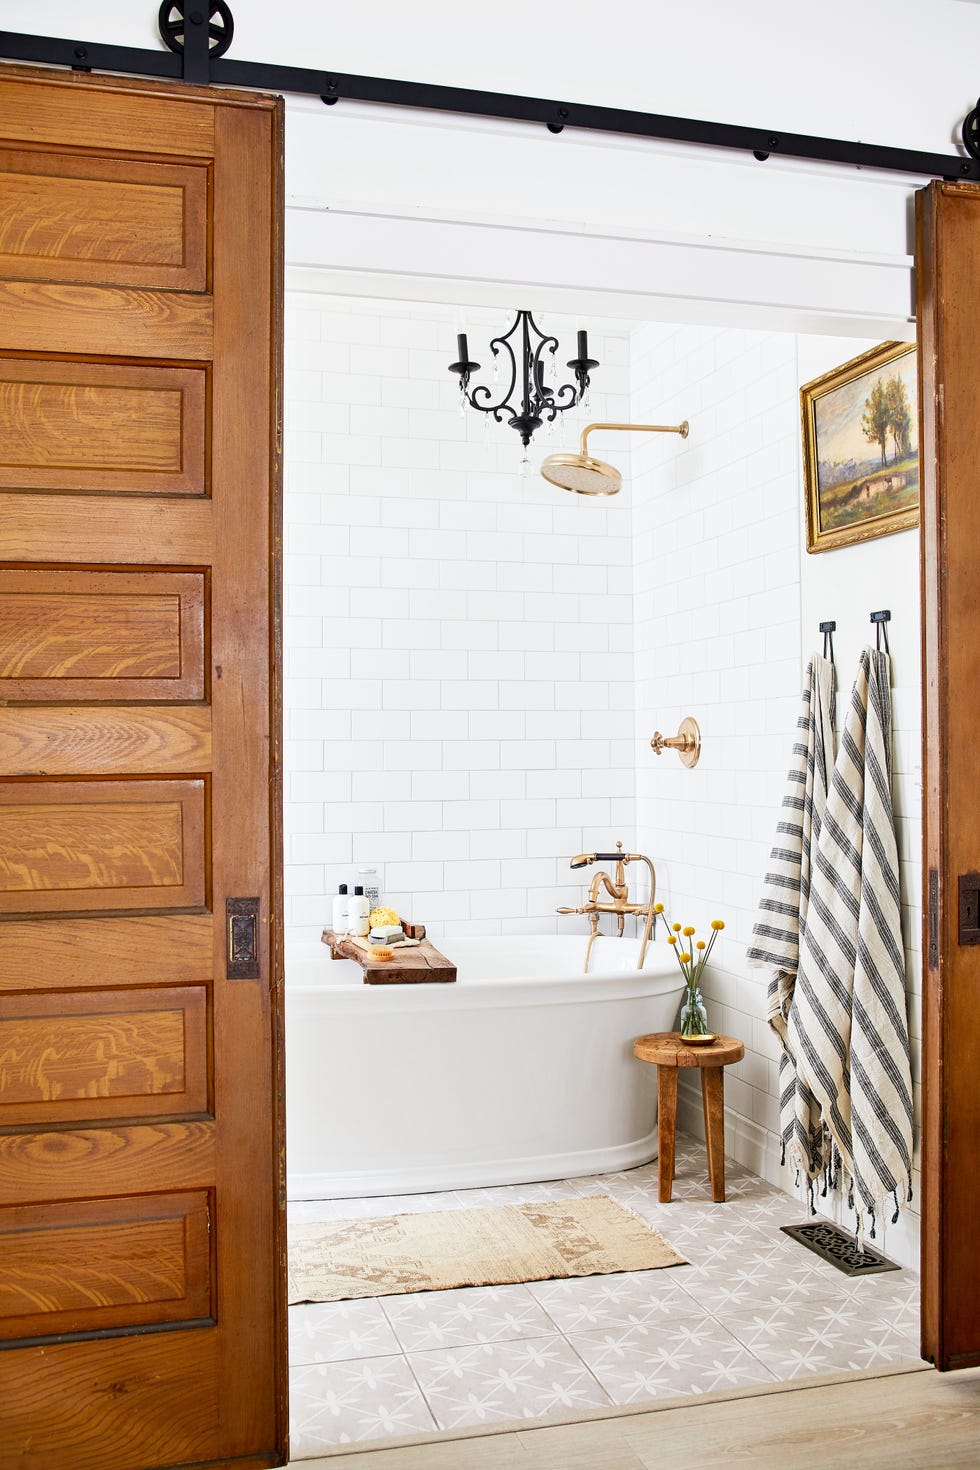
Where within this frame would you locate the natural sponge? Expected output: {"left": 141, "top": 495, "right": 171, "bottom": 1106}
{"left": 369, "top": 905, "right": 399, "bottom": 929}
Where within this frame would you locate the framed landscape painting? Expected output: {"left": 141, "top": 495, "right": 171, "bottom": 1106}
{"left": 801, "top": 340, "right": 919, "bottom": 553}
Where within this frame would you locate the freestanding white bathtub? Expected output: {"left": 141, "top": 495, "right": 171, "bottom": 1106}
{"left": 285, "top": 934, "right": 685, "bottom": 1199}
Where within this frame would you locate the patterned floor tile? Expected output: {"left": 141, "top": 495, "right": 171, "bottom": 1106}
{"left": 289, "top": 1356, "right": 436, "bottom": 1453}
{"left": 670, "top": 1238, "right": 856, "bottom": 1315}
{"left": 289, "top": 1300, "right": 401, "bottom": 1365}
{"left": 382, "top": 1283, "right": 558, "bottom": 1351}
{"left": 408, "top": 1335, "right": 611, "bottom": 1428}
{"left": 286, "top": 1134, "right": 921, "bottom": 1453}
{"left": 663, "top": 1222, "right": 791, "bottom": 1265}
{"left": 718, "top": 1295, "right": 921, "bottom": 1379}
{"left": 529, "top": 1268, "right": 704, "bottom": 1333}
{"left": 566, "top": 1318, "right": 777, "bottom": 1403}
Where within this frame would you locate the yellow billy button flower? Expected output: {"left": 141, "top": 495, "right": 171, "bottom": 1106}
{"left": 672, "top": 922, "right": 682, "bottom": 933}
{"left": 696, "top": 940, "right": 706, "bottom": 950}
{"left": 653, "top": 902, "right": 665, "bottom": 914}
{"left": 682, "top": 925, "right": 695, "bottom": 936}
{"left": 679, "top": 952, "right": 692, "bottom": 964}
{"left": 710, "top": 919, "right": 725, "bottom": 931}
{"left": 667, "top": 933, "right": 678, "bottom": 945}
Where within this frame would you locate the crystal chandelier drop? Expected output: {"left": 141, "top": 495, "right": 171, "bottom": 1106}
{"left": 448, "top": 309, "right": 599, "bottom": 449}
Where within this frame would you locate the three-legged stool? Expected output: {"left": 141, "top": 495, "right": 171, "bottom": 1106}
{"left": 633, "top": 1031, "right": 745, "bottom": 1202}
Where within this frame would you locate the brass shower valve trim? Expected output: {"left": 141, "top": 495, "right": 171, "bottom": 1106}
{"left": 557, "top": 841, "right": 658, "bottom": 973}
{"left": 650, "top": 716, "right": 702, "bottom": 768}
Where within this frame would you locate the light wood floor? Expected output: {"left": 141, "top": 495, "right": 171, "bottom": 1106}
{"left": 294, "top": 1362, "right": 980, "bottom": 1469}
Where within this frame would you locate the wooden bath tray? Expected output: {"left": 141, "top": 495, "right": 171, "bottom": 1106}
{"left": 321, "top": 926, "right": 457, "bottom": 985}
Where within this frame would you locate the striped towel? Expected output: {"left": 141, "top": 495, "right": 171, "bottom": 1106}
{"left": 789, "top": 648, "right": 914, "bottom": 1236}
{"left": 747, "top": 655, "right": 836, "bottom": 1175}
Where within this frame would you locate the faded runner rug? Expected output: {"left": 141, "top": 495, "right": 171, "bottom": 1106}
{"left": 287, "top": 1196, "right": 687, "bottom": 1303}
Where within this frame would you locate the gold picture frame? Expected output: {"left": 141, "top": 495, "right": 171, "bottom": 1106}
{"left": 802, "top": 340, "right": 919, "bottom": 554}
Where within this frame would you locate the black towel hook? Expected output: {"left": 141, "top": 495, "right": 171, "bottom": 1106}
{"left": 819, "top": 619, "right": 836, "bottom": 665}
{"left": 871, "top": 608, "right": 891, "bottom": 654}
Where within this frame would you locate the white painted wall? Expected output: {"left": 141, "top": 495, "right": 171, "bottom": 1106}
{"left": 19, "top": 1, "right": 980, "bottom": 155}
{"left": 630, "top": 323, "right": 922, "bottom": 1267}
{"left": 15, "top": 0, "right": 980, "bottom": 336}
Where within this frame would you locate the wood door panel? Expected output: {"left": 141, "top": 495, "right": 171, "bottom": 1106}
{"left": 0, "top": 360, "right": 208, "bottom": 495}
{"left": 918, "top": 181, "right": 980, "bottom": 1370}
{"left": 1, "top": 494, "right": 214, "bottom": 564}
{"left": 0, "top": 282, "right": 213, "bottom": 359}
{"left": 0, "top": 569, "right": 206, "bottom": 702}
{"left": 0, "top": 778, "right": 206, "bottom": 914}
{"left": 0, "top": 1190, "right": 212, "bottom": 1341}
{"left": 0, "top": 150, "right": 208, "bottom": 292}
{"left": 0, "top": 707, "right": 212, "bottom": 778}
{"left": 0, "top": 1329, "right": 220, "bottom": 1470}
{"left": 0, "top": 915, "right": 212, "bottom": 990}
{"left": 0, "top": 65, "right": 284, "bottom": 1470}
{"left": 0, "top": 71, "right": 216, "bottom": 159}
{"left": 0, "top": 1122, "right": 216, "bottom": 1205}
{"left": 0, "top": 986, "right": 208, "bottom": 1124}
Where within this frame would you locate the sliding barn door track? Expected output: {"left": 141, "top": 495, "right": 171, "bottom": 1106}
{"left": 2, "top": 2, "right": 980, "bottom": 182}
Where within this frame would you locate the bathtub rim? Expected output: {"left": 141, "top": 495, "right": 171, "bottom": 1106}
{"left": 285, "top": 936, "right": 687, "bottom": 1015}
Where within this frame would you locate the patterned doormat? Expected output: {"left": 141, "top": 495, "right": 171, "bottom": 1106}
{"left": 287, "top": 1196, "right": 687, "bottom": 1303}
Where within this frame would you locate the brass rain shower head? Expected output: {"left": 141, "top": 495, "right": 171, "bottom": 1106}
{"left": 540, "top": 420, "right": 689, "bottom": 495}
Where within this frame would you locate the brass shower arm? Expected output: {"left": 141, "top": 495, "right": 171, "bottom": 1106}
{"left": 579, "top": 420, "right": 690, "bottom": 456}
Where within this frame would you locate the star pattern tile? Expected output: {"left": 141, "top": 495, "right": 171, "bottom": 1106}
{"left": 407, "top": 1335, "right": 611, "bottom": 1428}
{"left": 566, "top": 1318, "right": 778, "bottom": 1402}
{"left": 289, "top": 1300, "right": 402, "bottom": 1365}
{"left": 289, "top": 1356, "right": 436, "bottom": 1455}
{"left": 286, "top": 1131, "right": 922, "bottom": 1458}
{"left": 382, "top": 1283, "right": 558, "bottom": 1352}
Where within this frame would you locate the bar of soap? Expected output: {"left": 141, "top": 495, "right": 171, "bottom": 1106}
{"left": 370, "top": 924, "right": 405, "bottom": 943}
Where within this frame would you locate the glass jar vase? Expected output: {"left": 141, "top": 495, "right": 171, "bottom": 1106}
{"left": 679, "top": 984, "right": 710, "bottom": 1038}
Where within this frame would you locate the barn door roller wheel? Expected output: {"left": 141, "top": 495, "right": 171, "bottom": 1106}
{"left": 158, "top": 1, "right": 235, "bottom": 58}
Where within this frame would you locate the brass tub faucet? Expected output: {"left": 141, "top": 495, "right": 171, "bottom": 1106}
{"left": 557, "top": 841, "right": 658, "bottom": 973}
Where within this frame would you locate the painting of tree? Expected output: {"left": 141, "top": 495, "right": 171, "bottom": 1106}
{"left": 861, "top": 379, "right": 892, "bottom": 467}
{"left": 887, "top": 374, "right": 913, "bottom": 460}
{"left": 801, "top": 341, "right": 918, "bottom": 552}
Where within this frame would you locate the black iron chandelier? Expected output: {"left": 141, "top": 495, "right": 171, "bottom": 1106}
{"left": 448, "top": 310, "right": 599, "bottom": 450}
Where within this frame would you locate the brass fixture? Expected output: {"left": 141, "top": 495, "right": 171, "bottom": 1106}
{"left": 650, "top": 716, "right": 701, "bottom": 769}
{"left": 540, "top": 419, "right": 689, "bottom": 496}
{"left": 556, "top": 841, "right": 658, "bottom": 973}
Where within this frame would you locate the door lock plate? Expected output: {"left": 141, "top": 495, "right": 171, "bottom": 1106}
{"left": 958, "top": 874, "right": 980, "bottom": 946}
{"left": 227, "top": 897, "right": 260, "bottom": 978}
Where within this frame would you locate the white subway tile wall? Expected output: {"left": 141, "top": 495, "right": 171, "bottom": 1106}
{"left": 629, "top": 323, "right": 921, "bottom": 1267}
{"left": 284, "top": 295, "right": 637, "bottom": 945}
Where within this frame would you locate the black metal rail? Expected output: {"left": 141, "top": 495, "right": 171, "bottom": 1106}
{"left": 1, "top": 23, "right": 977, "bottom": 183}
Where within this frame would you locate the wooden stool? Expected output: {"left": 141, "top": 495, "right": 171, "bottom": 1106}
{"left": 633, "top": 1032, "right": 745, "bottom": 1203}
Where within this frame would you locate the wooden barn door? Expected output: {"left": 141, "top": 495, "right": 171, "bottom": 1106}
{"left": 918, "top": 179, "right": 980, "bottom": 1371}
{"left": 0, "top": 66, "right": 285, "bottom": 1468}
